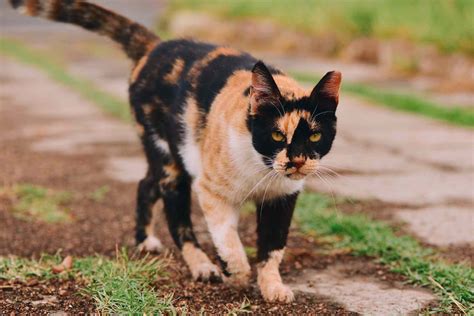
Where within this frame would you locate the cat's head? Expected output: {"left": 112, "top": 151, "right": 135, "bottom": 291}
{"left": 247, "top": 61, "right": 341, "bottom": 180}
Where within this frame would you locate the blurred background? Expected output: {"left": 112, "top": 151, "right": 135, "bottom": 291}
{"left": 0, "top": 0, "right": 472, "bottom": 314}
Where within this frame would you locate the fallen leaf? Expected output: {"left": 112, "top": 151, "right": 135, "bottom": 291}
{"left": 52, "top": 255, "right": 73, "bottom": 274}
{"left": 62, "top": 256, "right": 73, "bottom": 269}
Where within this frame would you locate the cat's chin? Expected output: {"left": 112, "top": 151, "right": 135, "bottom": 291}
{"left": 286, "top": 172, "right": 307, "bottom": 181}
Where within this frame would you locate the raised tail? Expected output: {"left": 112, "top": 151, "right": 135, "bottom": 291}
{"left": 9, "top": 0, "right": 159, "bottom": 62}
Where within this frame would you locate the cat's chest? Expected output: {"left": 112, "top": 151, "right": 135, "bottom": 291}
{"left": 233, "top": 170, "right": 304, "bottom": 204}
{"left": 226, "top": 129, "right": 304, "bottom": 203}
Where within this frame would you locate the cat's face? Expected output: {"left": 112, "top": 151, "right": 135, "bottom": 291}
{"left": 247, "top": 62, "right": 341, "bottom": 180}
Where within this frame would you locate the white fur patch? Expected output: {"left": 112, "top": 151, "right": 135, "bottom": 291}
{"left": 179, "top": 127, "right": 202, "bottom": 178}
{"left": 201, "top": 201, "right": 250, "bottom": 284}
{"left": 137, "top": 235, "right": 164, "bottom": 253}
{"left": 228, "top": 128, "right": 304, "bottom": 204}
{"left": 258, "top": 249, "right": 294, "bottom": 302}
{"left": 152, "top": 135, "right": 171, "bottom": 155}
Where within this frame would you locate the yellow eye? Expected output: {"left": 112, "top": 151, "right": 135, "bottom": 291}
{"left": 309, "top": 132, "right": 321, "bottom": 142}
{"left": 272, "top": 131, "right": 285, "bottom": 142}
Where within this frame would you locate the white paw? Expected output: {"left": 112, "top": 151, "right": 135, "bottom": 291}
{"left": 137, "top": 235, "right": 164, "bottom": 253}
{"left": 260, "top": 282, "right": 295, "bottom": 303}
{"left": 190, "top": 262, "right": 222, "bottom": 283}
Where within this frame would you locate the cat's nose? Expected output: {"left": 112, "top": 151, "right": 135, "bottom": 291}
{"left": 292, "top": 160, "right": 305, "bottom": 169}
{"left": 288, "top": 157, "right": 305, "bottom": 169}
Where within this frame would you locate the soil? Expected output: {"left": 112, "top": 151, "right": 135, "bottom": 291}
{"left": 0, "top": 279, "right": 95, "bottom": 315}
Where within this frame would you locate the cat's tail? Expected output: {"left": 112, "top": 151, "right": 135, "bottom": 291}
{"left": 9, "top": 0, "right": 159, "bottom": 62}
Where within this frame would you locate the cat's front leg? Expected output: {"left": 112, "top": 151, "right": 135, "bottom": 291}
{"left": 256, "top": 192, "right": 298, "bottom": 303}
{"left": 197, "top": 181, "right": 251, "bottom": 287}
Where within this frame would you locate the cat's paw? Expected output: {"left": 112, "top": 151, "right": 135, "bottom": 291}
{"left": 181, "top": 243, "right": 222, "bottom": 283}
{"left": 191, "top": 262, "right": 222, "bottom": 283}
{"left": 260, "top": 282, "right": 295, "bottom": 303}
{"left": 224, "top": 270, "right": 251, "bottom": 288}
{"left": 137, "top": 235, "right": 164, "bottom": 253}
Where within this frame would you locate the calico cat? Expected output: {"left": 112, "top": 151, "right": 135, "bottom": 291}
{"left": 10, "top": 0, "right": 341, "bottom": 302}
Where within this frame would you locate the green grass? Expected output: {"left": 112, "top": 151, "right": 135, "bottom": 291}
{"left": 292, "top": 72, "right": 474, "bottom": 128}
{"left": 89, "top": 185, "right": 110, "bottom": 202}
{"left": 0, "top": 184, "right": 72, "bottom": 223}
{"left": 295, "top": 193, "right": 474, "bottom": 313}
{"left": 168, "top": 0, "right": 474, "bottom": 56}
{"left": 225, "top": 298, "right": 252, "bottom": 315}
{"left": 0, "top": 37, "right": 131, "bottom": 122}
{"left": 0, "top": 250, "right": 175, "bottom": 314}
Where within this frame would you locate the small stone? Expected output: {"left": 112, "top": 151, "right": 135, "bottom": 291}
{"left": 31, "top": 295, "right": 58, "bottom": 306}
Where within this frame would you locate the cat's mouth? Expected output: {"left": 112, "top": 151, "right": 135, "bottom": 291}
{"left": 286, "top": 171, "right": 307, "bottom": 180}
{"left": 280, "top": 166, "right": 312, "bottom": 180}
{"left": 272, "top": 159, "right": 318, "bottom": 180}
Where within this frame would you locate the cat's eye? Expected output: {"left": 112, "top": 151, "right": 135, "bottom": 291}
{"left": 309, "top": 132, "right": 322, "bottom": 142}
{"left": 272, "top": 131, "right": 285, "bottom": 142}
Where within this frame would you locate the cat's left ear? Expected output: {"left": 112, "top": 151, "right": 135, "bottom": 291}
{"left": 249, "top": 61, "right": 281, "bottom": 115}
{"left": 310, "top": 71, "right": 342, "bottom": 112}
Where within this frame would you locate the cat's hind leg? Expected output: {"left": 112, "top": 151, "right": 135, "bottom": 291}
{"left": 160, "top": 161, "right": 221, "bottom": 283}
{"left": 131, "top": 97, "right": 219, "bottom": 281}
{"left": 133, "top": 99, "right": 168, "bottom": 253}
{"left": 135, "top": 170, "right": 164, "bottom": 253}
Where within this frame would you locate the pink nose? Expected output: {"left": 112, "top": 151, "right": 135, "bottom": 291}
{"left": 293, "top": 160, "right": 305, "bottom": 169}
{"left": 288, "top": 158, "right": 305, "bottom": 170}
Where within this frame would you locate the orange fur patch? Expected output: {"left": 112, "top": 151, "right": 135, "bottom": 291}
{"left": 188, "top": 47, "right": 241, "bottom": 87}
{"left": 164, "top": 58, "right": 185, "bottom": 84}
{"left": 142, "top": 103, "right": 154, "bottom": 116}
{"left": 146, "top": 39, "right": 160, "bottom": 53}
{"left": 274, "top": 148, "right": 290, "bottom": 171}
{"left": 135, "top": 123, "right": 145, "bottom": 137}
{"left": 181, "top": 242, "right": 220, "bottom": 280}
{"left": 130, "top": 55, "right": 148, "bottom": 84}
{"left": 160, "top": 163, "right": 181, "bottom": 188}
{"left": 183, "top": 96, "right": 202, "bottom": 141}
{"left": 24, "top": 0, "right": 39, "bottom": 16}
{"left": 145, "top": 200, "right": 161, "bottom": 236}
{"left": 277, "top": 110, "right": 315, "bottom": 143}
{"left": 274, "top": 75, "right": 307, "bottom": 100}
{"left": 321, "top": 71, "right": 342, "bottom": 103}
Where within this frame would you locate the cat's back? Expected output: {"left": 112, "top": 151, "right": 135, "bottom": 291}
{"left": 129, "top": 39, "right": 280, "bottom": 114}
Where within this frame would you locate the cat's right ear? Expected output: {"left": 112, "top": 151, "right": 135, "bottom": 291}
{"left": 310, "top": 71, "right": 342, "bottom": 112}
{"left": 249, "top": 61, "right": 281, "bottom": 115}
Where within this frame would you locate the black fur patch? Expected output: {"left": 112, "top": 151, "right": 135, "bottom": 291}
{"left": 256, "top": 193, "right": 299, "bottom": 262}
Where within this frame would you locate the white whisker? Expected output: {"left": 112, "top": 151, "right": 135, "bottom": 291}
{"left": 259, "top": 171, "right": 279, "bottom": 221}
{"left": 239, "top": 169, "right": 274, "bottom": 206}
